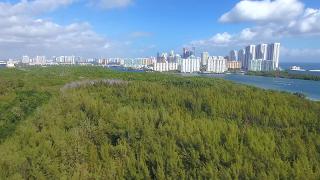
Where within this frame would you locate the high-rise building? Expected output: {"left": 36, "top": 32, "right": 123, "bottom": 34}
{"left": 192, "top": 47, "right": 196, "bottom": 57}
{"left": 156, "top": 52, "right": 161, "bottom": 62}
{"left": 229, "top": 50, "right": 238, "bottom": 61}
{"left": 22, "top": 56, "right": 30, "bottom": 64}
{"left": 170, "top": 50, "right": 175, "bottom": 57}
{"left": 179, "top": 57, "right": 200, "bottom": 73}
{"left": 154, "top": 62, "right": 178, "bottom": 72}
{"left": 206, "top": 56, "right": 227, "bottom": 73}
{"left": 244, "top": 45, "right": 256, "bottom": 70}
{"left": 168, "top": 50, "right": 175, "bottom": 63}
{"left": 34, "top": 56, "right": 46, "bottom": 65}
{"left": 267, "top": 43, "right": 281, "bottom": 70}
{"left": 238, "top": 49, "right": 246, "bottom": 68}
{"left": 182, "top": 47, "right": 195, "bottom": 59}
{"left": 201, "top": 52, "right": 209, "bottom": 66}
{"left": 249, "top": 59, "right": 274, "bottom": 72}
{"left": 256, "top": 44, "right": 268, "bottom": 60}
{"left": 183, "top": 48, "right": 187, "bottom": 58}
{"left": 157, "top": 53, "right": 168, "bottom": 63}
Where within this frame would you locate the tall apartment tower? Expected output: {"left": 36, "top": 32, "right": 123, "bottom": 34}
{"left": 201, "top": 52, "right": 209, "bottom": 66}
{"left": 183, "top": 47, "right": 195, "bottom": 59}
{"left": 229, "top": 50, "right": 238, "bottom": 61}
{"left": 256, "top": 44, "right": 268, "bottom": 60}
{"left": 267, "top": 43, "right": 281, "bottom": 70}
{"left": 238, "top": 49, "right": 245, "bottom": 69}
{"left": 244, "top": 45, "right": 256, "bottom": 70}
{"left": 22, "top": 56, "right": 30, "bottom": 64}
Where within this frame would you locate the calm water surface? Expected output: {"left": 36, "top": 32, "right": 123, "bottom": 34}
{"left": 203, "top": 74, "right": 320, "bottom": 101}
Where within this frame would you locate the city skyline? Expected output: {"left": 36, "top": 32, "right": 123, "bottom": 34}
{"left": 8, "top": 42, "right": 279, "bottom": 74}
{"left": 0, "top": 0, "right": 319, "bottom": 62}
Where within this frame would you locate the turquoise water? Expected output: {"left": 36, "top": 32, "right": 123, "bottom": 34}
{"left": 202, "top": 74, "right": 320, "bottom": 101}
{"left": 281, "top": 62, "right": 320, "bottom": 76}
{"left": 280, "top": 62, "right": 320, "bottom": 71}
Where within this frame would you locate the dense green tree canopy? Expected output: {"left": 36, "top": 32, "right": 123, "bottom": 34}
{"left": 0, "top": 67, "right": 319, "bottom": 179}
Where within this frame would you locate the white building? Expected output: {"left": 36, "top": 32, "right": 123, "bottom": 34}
{"left": 30, "top": 56, "right": 46, "bottom": 65}
{"left": 154, "top": 62, "right": 178, "bottom": 72}
{"left": 22, "top": 56, "right": 30, "bottom": 64}
{"left": 201, "top": 52, "right": 209, "bottom": 66}
{"left": 140, "top": 57, "right": 156, "bottom": 66}
{"left": 244, "top": 45, "right": 256, "bottom": 70}
{"left": 6, "top": 60, "right": 15, "bottom": 68}
{"left": 268, "top": 43, "right": 281, "bottom": 70}
{"left": 229, "top": 50, "right": 238, "bottom": 61}
{"left": 256, "top": 44, "right": 268, "bottom": 60}
{"left": 238, "top": 49, "right": 245, "bottom": 68}
{"left": 249, "top": 59, "right": 274, "bottom": 72}
{"left": 55, "top": 56, "right": 76, "bottom": 65}
{"left": 175, "top": 54, "right": 182, "bottom": 63}
{"left": 206, "top": 56, "right": 227, "bottom": 73}
{"left": 179, "top": 58, "right": 200, "bottom": 73}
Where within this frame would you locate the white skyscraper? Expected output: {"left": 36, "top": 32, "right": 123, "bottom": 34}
{"left": 256, "top": 44, "right": 268, "bottom": 60}
{"left": 201, "top": 52, "right": 209, "bottom": 66}
{"left": 244, "top": 45, "right": 256, "bottom": 70}
{"left": 229, "top": 50, "right": 238, "bottom": 61}
{"left": 249, "top": 59, "right": 274, "bottom": 72}
{"left": 34, "top": 56, "right": 46, "bottom": 65}
{"left": 238, "top": 49, "right": 246, "bottom": 69}
{"left": 267, "top": 43, "right": 281, "bottom": 70}
{"left": 22, "top": 56, "right": 30, "bottom": 64}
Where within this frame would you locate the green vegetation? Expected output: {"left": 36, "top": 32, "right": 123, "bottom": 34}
{"left": 0, "top": 66, "right": 320, "bottom": 179}
{"left": 246, "top": 70, "right": 320, "bottom": 81}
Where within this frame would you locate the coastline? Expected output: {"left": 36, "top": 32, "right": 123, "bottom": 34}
{"left": 245, "top": 70, "right": 320, "bottom": 81}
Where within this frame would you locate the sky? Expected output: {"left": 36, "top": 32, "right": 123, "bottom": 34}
{"left": 0, "top": 0, "right": 320, "bottom": 62}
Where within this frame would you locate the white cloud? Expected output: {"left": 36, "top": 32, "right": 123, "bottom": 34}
{"left": 239, "top": 28, "right": 257, "bottom": 41}
{"left": 89, "top": 0, "right": 133, "bottom": 9}
{"left": 0, "top": 16, "right": 108, "bottom": 57}
{"left": 288, "top": 8, "right": 320, "bottom": 35}
{"left": 0, "top": 0, "right": 139, "bottom": 58}
{"left": 0, "top": 0, "right": 76, "bottom": 17}
{"left": 189, "top": 0, "right": 320, "bottom": 53}
{"left": 189, "top": 32, "right": 233, "bottom": 48}
{"left": 281, "top": 47, "right": 320, "bottom": 62}
{"left": 210, "top": 32, "right": 232, "bottom": 44}
{"left": 219, "top": 0, "right": 304, "bottom": 23}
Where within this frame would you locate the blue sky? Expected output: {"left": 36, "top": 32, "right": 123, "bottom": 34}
{"left": 1, "top": 0, "right": 320, "bottom": 62}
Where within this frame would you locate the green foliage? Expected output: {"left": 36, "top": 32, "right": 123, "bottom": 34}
{"left": 0, "top": 90, "right": 51, "bottom": 141}
{"left": 0, "top": 66, "right": 319, "bottom": 179}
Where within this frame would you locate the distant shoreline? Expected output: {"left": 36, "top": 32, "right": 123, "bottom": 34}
{"left": 245, "top": 70, "right": 320, "bottom": 81}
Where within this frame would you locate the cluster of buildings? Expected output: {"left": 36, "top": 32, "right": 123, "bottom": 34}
{"left": 0, "top": 43, "right": 280, "bottom": 74}
{"left": 152, "top": 43, "right": 280, "bottom": 73}
{"left": 154, "top": 48, "right": 231, "bottom": 73}
{"left": 230, "top": 43, "right": 280, "bottom": 72}
{"left": 3, "top": 56, "right": 127, "bottom": 67}
{"left": 21, "top": 56, "right": 88, "bottom": 65}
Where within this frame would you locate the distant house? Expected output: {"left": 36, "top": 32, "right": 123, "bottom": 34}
{"left": 6, "top": 62, "right": 15, "bottom": 68}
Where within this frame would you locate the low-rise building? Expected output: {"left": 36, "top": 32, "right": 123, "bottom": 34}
{"left": 227, "top": 61, "right": 241, "bottom": 70}
{"left": 154, "top": 62, "right": 178, "bottom": 72}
